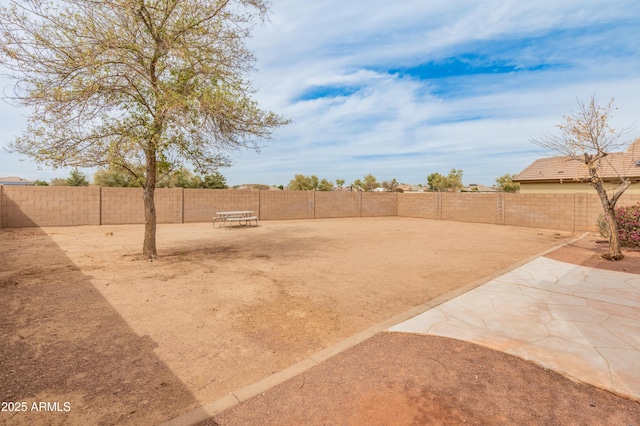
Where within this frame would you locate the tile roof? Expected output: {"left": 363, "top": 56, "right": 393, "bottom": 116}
{"left": 0, "top": 176, "right": 35, "bottom": 185}
{"left": 514, "top": 138, "right": 640, "bottom": 183}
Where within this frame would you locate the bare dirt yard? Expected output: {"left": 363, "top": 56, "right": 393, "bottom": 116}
{"left": 0, "top": 217, "right": 637, "bottom": 425}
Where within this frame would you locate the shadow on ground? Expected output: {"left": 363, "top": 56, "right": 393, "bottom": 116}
{"left": 0, "top": 228, "right": 198, "bottom": 425}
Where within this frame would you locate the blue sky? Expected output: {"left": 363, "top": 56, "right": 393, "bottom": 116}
{"left": 2, "top": 0, "right": 640, "bottom": 187}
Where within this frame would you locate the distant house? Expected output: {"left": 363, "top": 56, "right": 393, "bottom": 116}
{"left": 0, "top": 176, "right": 35, "bottom": 186}
{"left": 234, "top": 184, "right": 277, "bottom": 190}
{"left": 396, "top": 184, "right": 424, "bottom": 193}
{"left": 514, "top": 138, "right": 640, "bottom": 194}
{"left": 463, "top": 184, "right": 500, "bottom": 193}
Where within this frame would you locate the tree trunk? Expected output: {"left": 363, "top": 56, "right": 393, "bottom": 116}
{"left": 142, "top": 151, "right": 158, "bottom": 259}
{"left": 604, "top": 206, "right": 623, "bottom": 260}
{"left": 592, "top": 179, "right": 624, "bottom": 260}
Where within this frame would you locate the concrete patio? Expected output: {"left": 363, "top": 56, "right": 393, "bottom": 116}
{"left": 389, "top": 256, "right": 640, "bottom": 401}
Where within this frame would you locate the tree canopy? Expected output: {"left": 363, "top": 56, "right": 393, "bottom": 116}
{"left": 495, "top": 174, "right": 520, "bottom": 193}
{"left": 287, "top": 174, "right": 333, "bottom": 191}
{"left": 66, "top": 169, "right": 89, "bottom": 186}
{"left": 351, "top": 174, "right": 379, "bottom": 191}
{"left": 0, "top": 0, "right": 288, "bottom": 257}
{"left": 427, "top": 169, "right": 463, "bottom": 192}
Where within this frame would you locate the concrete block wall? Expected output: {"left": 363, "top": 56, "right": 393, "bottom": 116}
{"left": 361, "top": 192, "right": 397, "bottom": 217}
{"left": 442, "top": 193, "right": 500, "bottom": 225}
{"left": 397, "top": 193, "right": 441, "bottom": 219}
{"left": 101, "top": 187, "right": 144, "bottom": 225}
{"left": 259, "top": 191, "right": 314, "bottom": 220}
{"left": 1, "top": 186, "right": 100, "bottom": 228}
{"left": 156, "top": 188, "right": 184, "bottom": 224}
{"left": 183, "top": 188, "right": 260, "bottom": 223}
{"left": 315, "top": 191, "right": 361, "bottom": 218}
{"left": 2, "top": 185, "right": 640, "bottom": 232}
{"left": 397, "top": 192, "right": 640, "bottom": 232}
{"left": 504, "top": 193, "right": 577, "bottom": 231}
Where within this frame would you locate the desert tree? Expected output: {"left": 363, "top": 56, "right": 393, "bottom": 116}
{"left": 93, "top": 165, "right": 144, "bottom": 187}
{"left": 381, "top": 178, "right": 399, "bottom": 192}
{"left": 427, "top": 169, "right": 463, "bottom": 192}
{"left": 317, "top": 178, "right": 333, "bottom": 191}
{"left": 0, "top": 0, "right": 288, "bottom": 258}
{"left": 495, "top": 173, "right": 520, "bottom": 193}
{"left": 532, "top": 96, "right": 634, "bottom": 260}
{"left": 66, "top": 168, "right": 89, "bottom": 186}
{"left": 199, "top": 171, "right": 228, "bottom": 189}
{"left": 286, "top": 174, "right": 333, "bottom": 191}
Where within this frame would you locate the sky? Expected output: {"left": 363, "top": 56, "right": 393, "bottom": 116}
{"left": 1, "top": 0, "right": 640, "bottom": 187}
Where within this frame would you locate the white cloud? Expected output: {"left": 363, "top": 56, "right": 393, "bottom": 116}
{"left": 2, "top": 0, "right": 640, "bottom": 187}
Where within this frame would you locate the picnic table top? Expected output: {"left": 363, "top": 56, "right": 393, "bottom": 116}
{"left": 216, "top": 210, "right": 254, "bottom": 216}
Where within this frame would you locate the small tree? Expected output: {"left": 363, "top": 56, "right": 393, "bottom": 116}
{"left": 288, "top": 174, "right": 317, "bottom": 191}
{"left": 532, "top": 96, "right": 634, "bottom": 260}
{"left": 50, "top": 178, "right": 68, "bottom": 186}
{"left": 199, "top": 171, "right": 228, "bottom": 189}
{"left": 495, "top": 174, "right": 520, "bottom": 193}
{"left": 361, "top": 174, "right": 379, "bottom": 191}
{"left": 66, "top": 169, "right": 89, "bottom": 186}
{"left": 336, "top": 179, "right": 345, "bottom": 188}
{"left": 93, "top": 165, "right": 143, "bottom": 187}
{"left": 427, "top": 169, "right": 463, "bottom": 192}
{"left": 317, "top": 179, "right": 334, "bottom": 191}
{"left": 381, "top": 178, "right": 399, "bottom": 192}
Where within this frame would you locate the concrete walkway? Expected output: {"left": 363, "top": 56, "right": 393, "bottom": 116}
{"left": 389, "top": 257, "right": 640, "bottom": 401}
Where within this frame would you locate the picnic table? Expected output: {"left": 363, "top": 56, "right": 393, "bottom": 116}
{"left": 213, "top": 210, "right": 258, "bottom": 228}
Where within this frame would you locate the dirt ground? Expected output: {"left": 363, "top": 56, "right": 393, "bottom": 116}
{"left": 0, "top": 217, "right": 638, "bottom": 425}
{"left": 206, "top": 233, "right": 640, "bottom": 426}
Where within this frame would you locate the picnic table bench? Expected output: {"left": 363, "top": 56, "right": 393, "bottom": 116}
{"left": 213, "top": 211, "right": 258, "bottom": 228}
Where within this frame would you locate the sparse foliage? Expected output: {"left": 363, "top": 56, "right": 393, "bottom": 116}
{"left": 495, "top": 174, "right": 520, "bottom": 193}
{"left": 361, "top": 174, "right": 379, "bottom": 191}
{"left": 381, "top": 178, "right": 399, "bottom": 192}
{"left": 0, "top": 0, "right": 288, "bottom": 258}
{"left": 427, "top": 169, "right": 463, "bottom": 192}
{"left": 351, "top": 174, "right": 379, "bottom": 191}
{"left": 287, "top": 174, "right": 333, "bottom": 191}
{"left": 288, "top": 174, "right": 318, "bottom": 191}
{"left": 317, "top": 178, "right": 334, "bottom": 192}
{"left": 93, "top": 165, "right": 143, "bottom": 187}
{"left": 50, "top": 178, "right": 68, "bottom": 186}
{"left": 532, "top": 96, "right": 634, "bottom": 260}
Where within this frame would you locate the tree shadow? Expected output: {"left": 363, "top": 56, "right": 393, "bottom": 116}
{"left": 0, "top": 227, "right": 199, "bottom": 425}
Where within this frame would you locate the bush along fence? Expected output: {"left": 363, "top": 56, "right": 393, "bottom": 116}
{"left": 2, "top": 185, "right": 640, "bottom": 232}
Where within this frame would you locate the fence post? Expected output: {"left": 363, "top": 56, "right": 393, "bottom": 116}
{"left": 496, "top": 192, "right": 505, "bottom": 225}
{"left": 0, "top": 185, "right": 3, "bottom": 229}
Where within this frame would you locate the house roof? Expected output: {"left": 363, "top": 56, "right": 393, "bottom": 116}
{"left": 464, "top": 184, "right": 500, "bottom": 192}
{"left": 514, "top": 138, "right": 640, "bottom": 183}
{"left": 0, "top": 176, "right": 35, "bottom": 185}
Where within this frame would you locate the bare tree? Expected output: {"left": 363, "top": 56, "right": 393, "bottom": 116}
{"left": 0, "top": 0, "right": 288, "bottom": 258}
{"left": 532, "top": 96, "right": 634, "bottom": 260}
